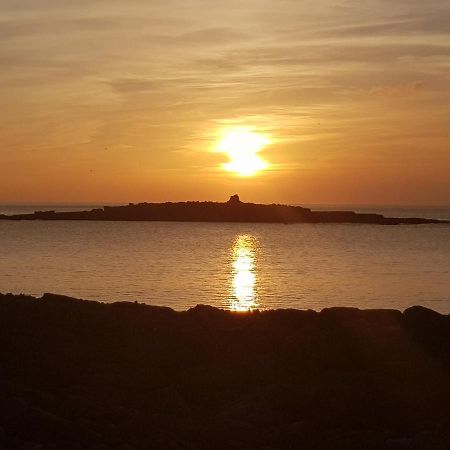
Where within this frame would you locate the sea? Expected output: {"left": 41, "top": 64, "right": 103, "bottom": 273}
{"left": 1, "top": 204, "right": 449, "bottom": 313}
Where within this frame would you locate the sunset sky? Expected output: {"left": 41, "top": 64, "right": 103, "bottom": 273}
{"left": 1, "top": 0, "right": 449, "bottom": 205}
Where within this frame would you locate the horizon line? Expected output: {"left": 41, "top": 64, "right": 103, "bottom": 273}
{"left": 1, "top": 200, "right": 449, "bottom": 208}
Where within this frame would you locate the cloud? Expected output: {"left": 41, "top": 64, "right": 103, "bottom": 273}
{"left": 369, "top": 81, "right": 424, "bottom": 97}
{"left": 1, "top": 0, "right": 450, "bottom": 203}
{"left": 317, "top": 12, "right": 450, "bottom": 38}
{"left": 108, "top": 78, "right": 167, "bottom": 94}
{"left": 176, "top": 27, "right": 246, "bottom": 44}
{"left": 0, "top": 16, "right": 122, "bottom": 40}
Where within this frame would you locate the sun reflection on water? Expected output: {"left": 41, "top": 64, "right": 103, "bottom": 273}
{"left": 229, "top": 234, "right": 259, "bottom": 311}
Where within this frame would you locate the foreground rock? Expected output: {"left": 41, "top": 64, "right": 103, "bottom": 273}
{"left": 0, "top": 293, "right": 449, "bottom": 449}
{"left": 0, "top": 195, "right": 448, "bottom": 225}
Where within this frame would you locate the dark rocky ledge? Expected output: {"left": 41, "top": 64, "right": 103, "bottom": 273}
{"left": 0, "top": 292, "right": 449, "bottom": 449}
{"left": 0, "top": 195, "right": 448, "bottom": 225}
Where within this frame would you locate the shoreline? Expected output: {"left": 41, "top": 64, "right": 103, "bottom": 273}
{"left": 1, "top": 292, "right": 449, "bottom": 449}
{"left": 2, "top": 291, "right": 450, "bottom": 314}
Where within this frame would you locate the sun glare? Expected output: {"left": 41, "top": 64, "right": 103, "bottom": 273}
{"left": 217, "top": 129, "right": 269, "bottom": 176}
{"left": 229, "top": 234, "right": 259, "bottom": 311}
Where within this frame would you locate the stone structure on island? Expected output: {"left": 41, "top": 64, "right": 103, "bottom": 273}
{"left": 227, "top": 194, "right": 241, "bottom": 204}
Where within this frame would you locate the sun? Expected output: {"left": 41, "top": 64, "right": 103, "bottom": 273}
{"left": 217, "top": 129, "right": 270, "bottom": 176}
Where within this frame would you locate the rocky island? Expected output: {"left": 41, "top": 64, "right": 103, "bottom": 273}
{"left": 0, "top": 292, "right": 449, "bottom": 449}
{"left": 0, "top": 195, "right": 448, "bottom": 225}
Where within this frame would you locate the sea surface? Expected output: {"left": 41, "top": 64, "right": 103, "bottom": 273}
{"left": 1, "top": 204, "right": 449, "bottom": 312}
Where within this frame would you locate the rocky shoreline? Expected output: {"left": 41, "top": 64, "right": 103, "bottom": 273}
{"left": 0, "top": 196, "right": 448, "bottom": 225}
{"left": 0, "top": 292, "right": 449, "bottom": 449}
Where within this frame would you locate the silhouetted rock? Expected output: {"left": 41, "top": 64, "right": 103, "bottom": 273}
{"left": 0, "top": 197, "right": 447, "bottom": 225}
{"left": 0, "top": 292, "right": 449, "bottom": 449}
{"left": 227, "top": 194, "right": 241, "bottom": 204}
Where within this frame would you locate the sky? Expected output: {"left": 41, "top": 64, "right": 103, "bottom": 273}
{"left": 1, "top": 0, "right": 449, "bottom": 205}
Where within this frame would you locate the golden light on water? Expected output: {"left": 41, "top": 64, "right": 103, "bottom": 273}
{"left": 217, "top": 128, "right": 269, "bottom": 176}
{"left": 229, "top": 234, "right": 259, "bottom": 311}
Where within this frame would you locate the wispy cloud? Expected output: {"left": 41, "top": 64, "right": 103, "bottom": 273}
{"left": 0, "top": 0, "right": 449, "bottom": 203}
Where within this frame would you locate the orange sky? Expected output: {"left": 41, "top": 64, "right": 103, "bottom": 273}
{"left": 1, "top": 0, "right": 449, "bottom": 205}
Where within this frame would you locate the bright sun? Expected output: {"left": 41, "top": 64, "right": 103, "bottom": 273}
{"left": 217, "top": 129, "right": 270, "bottom": 176}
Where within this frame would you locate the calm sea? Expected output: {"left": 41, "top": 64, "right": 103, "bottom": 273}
{"left": 1, "top": 204, "right": 449, "bottom": 313}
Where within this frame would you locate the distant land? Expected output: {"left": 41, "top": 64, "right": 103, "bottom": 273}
{"left": 0, "top": 195, "right": 448, "bottom": 225}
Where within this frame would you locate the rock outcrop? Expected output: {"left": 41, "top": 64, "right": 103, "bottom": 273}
{"left": 0, "top": 292, "right": 449, "bottom": 449}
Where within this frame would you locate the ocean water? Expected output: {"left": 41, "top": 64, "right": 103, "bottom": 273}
{"left": 0, "top": 205, "right": 449, "bottom": 312}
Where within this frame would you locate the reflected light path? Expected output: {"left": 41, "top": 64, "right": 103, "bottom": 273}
{"left": 229, "top": 234, "right": 259, "bottom": 311}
